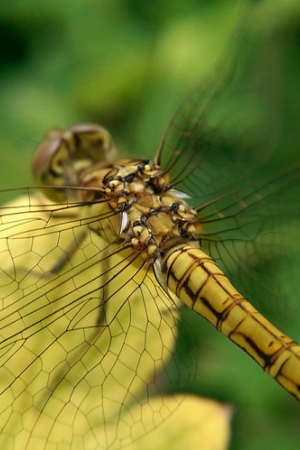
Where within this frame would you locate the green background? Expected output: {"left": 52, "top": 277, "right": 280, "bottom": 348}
{"left": 1, "top": 0, "right": 300, "bottom": 449}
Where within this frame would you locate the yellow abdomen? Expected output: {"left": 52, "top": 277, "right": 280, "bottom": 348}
{"left": 162, "top": 245, "right": 300, "bottom": 401}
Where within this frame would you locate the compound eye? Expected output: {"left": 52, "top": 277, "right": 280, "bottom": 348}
{"left": 67, "top": 123, "right": 117, "bottom": 163}
{"left": 32, "top": 130, "right": 64, "bottom": 182}
{"left": 31, "top": 123, "right": 118, "bottom": 202}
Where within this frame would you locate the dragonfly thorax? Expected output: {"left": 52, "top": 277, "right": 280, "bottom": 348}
{"left": 81, "top": 158, "right": 203, "bottom": 261}
{"left": 34, "top": 123, "right": 202, "bottom": 261}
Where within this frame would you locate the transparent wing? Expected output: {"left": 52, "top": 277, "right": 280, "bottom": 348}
{"left": 0, "top": 191, "right": 193, "bottom": 449}
{"left": 155, "top": 10, "right": 300, "bottom": 327}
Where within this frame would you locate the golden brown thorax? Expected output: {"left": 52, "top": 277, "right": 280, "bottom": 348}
{"left": 33, "top": 124, "right": 202, "bottom": 261}
{"left": 80, "top": 158, "right": 202, "bottom": 260}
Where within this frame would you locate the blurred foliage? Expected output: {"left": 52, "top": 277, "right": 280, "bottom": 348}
{"left": 0, "top": 0, "right": 242, "bottom": 190}
{"left": 0, "top": 0, "right": 300, "bottom": 449}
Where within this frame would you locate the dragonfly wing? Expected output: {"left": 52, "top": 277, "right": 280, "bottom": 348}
{"left": 0, "top": 193, "right": 188, "bottom": 449}
{"left": 197, "top": 164, "right": 300, "bottom": 323}
{"left": 154, "top": 12, "right": 300, "bottom": 325}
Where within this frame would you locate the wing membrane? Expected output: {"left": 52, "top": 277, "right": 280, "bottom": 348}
{"left": 154, "top": 15, "right": 300, "bottom": 325}
{"left": 0, "top": 192, "right": 191, "bottom": 449}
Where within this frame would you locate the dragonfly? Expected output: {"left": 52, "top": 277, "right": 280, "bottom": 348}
{"left": 1, "top": 18, "right": 300, "bottom": 450}
{"left": 0, "top": 114, "right": 300, "bottom": 448}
